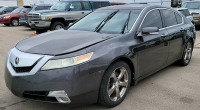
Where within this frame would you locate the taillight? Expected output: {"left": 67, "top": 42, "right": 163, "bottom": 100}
{"left": 26, "top": 14, "right": 29, "bottom": 17}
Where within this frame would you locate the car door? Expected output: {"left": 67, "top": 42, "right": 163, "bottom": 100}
{"left": 67, "top": 1, "right": 85, "bottom": 21}
{"left": 81, "top": 1, "right": 92, "bottom": 15}
{"left": 160, "top": 9, "right": 185, "bottom": 64}
{"left": 136, "top": 9, "right": 169, "bottom": 77}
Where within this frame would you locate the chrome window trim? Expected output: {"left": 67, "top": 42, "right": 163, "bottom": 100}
{"left": 129, "top": 5, "right": 151, "bottom": 32}
{"left": 133, "top": 8, "right": 184, "bottom": 33}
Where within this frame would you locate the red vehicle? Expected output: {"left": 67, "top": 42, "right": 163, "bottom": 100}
{"left": 1, "top": 7, "right": 23, "bottom": 26}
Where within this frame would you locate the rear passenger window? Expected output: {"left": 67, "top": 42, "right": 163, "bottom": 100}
{"left": 161, "top": 10, "right": 177, "bottom": 27}
{"left": 45, "top": 6, "right": 51, "bottom": 10}
{"left": 141, "top": 10, "right": 163, "bottom": 29}
{"left": 71, "top": 2, "right": 83, "bottom": 11}
{"left": 93, "top": 2, "right": 109, "bottom": 9}
{"left": 102, "top": 2, "right": 109, "bottom": 7}
{"left": 175, "top": 13, "right": 182, "bottom": 24}
{"left": 35, "top": 6, "right": 45, "bottom": 11}
{"left": 82, "top": 2, "right": 91, "bottom": 10}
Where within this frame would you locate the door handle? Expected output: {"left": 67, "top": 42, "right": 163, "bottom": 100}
{"left": 82, "top": 12, "right": 84, "bottom": 14}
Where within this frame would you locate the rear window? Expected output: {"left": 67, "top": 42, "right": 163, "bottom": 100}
{"left": 21, "top": 7, "right": 32, "bottom": 13}
{"left": 93, "top": 2, "right": 110, "bottom": 9}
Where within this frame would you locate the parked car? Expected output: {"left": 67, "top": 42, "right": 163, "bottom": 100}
{"left": 110, "top": 2, "right": 126, "bottom": 5}
{"left": 1, "top": 7, "right": 23, "bottom": 26}
{"left": 0, "top": 6, "right": 18, "bottom": 15}
{"left": 5, "top": 4, "right": 195, "bottom": 107}
{"left": 182, "top": 1, "right": 200, "bottom": 26}
{"left": 19, "top": 4, "right": 52, "bottom": 27}
{"left": 175, "top": 8, "right": 193, "bottom": 23}
{"left": 0, "top": 6, "right": 4, "bottom": 8}
{"left": 29, "top": 0, "right": 111, "bottom": 31}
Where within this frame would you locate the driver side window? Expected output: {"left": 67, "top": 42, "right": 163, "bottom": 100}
{"left": 141, "top": 9, "right": 163, "bottom": 30}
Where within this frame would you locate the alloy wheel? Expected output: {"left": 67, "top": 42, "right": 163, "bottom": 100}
{"left": 184, "top": 42, "right": 192, "bottom": 64}
{"left": 107, "top": 67, "right": 129, "bottom": 101}
{"left": 12, "top": 19, "right": 19, "bottom": 26}
{"left": 55, "top": 25, "right": 63, "bottom": 30}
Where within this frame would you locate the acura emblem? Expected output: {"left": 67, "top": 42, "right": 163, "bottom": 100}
{"left": 15, "top": 57, "right": 19, "bottom": 65}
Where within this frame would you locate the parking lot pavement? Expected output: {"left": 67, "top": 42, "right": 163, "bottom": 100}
{"left": 0, "top": 24, "right": 200, "bottom": 110}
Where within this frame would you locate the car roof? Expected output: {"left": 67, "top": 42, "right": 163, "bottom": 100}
{"left": 98, "top": 4, "right": 166, "bottom": 10}
{"left": 23, "top": 4, "right": 52, "bottom": 7}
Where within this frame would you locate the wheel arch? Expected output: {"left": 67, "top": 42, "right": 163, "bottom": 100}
{"left": 51, "top": 18, "right": 66, "bottom": 26}
{"left": 105, "top": 56, "right": 136, "bottom": 85}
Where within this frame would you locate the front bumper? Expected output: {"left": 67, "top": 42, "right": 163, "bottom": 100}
{"left": 29, "top": 20, "right": 51, "bottom": 29}
{"left": 2, "top": 18, "right": 11, "bottom": 24}
{"left": 5, "top": 48, "right": 104, "bottom": 106}
{"left": 193, "top": 19, "right": 200, "bottom": 25}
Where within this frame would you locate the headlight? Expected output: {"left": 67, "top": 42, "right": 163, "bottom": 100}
{"left": 4, "top": 16, "right": 10, "bottom": 19}
{"left": 41, "top": 52, "right": 93, "bottom": 70}
{"left": 41, "top": 15, "right": 50, "bottom": 20}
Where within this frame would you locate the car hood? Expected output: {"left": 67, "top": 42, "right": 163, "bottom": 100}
{"left": 16, "top": 30, "right": 118, "bottom": 55}
{"left": 31, "top": 10, "right": 63, "bottom": 14}
{"left": 188, "top": 9, "right": 200, "bottom": 14}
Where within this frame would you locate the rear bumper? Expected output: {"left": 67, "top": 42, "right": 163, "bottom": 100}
{"left": 29, "top": 20, "right": 51, "bottom": 29}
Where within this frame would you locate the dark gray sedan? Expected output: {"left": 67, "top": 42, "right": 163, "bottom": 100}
{"left": 5, "top": 4, "right": 195, "bottom": 107}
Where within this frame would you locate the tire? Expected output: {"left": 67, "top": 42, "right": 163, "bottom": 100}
{"left": 11, "top": 19, "right": 19, "bottom": 26}
{"left": 179, "top": 39, "right": 193, "bottom": 66}
{"left": 4, "top": 24, "right": 10, "bottom": 26}
{"left": 99, "top": 61, "right": 131, "bottom": 107}
{"left": 50, "top": 21, "right": 65, "bottom": 31}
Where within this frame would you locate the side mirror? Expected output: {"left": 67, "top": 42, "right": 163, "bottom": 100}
{"left": 70, "top": 6, "right": 74, "bottom": 10}
{"left": 142, "top": 27, "right": 159, "bottom": 35}
{"left": 3, "top": 11, "right": 6, "bottom": 14}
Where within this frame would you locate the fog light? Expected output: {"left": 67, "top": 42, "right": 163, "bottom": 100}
{"left": 48, "top": 90, "right": 71, "bottom": 103}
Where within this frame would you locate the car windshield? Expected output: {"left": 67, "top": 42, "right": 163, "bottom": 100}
{"left": 11, "top": 8, "right": 22, "bottom": 14}
{"left": 68, "top": 10, "right": 141, "bottom": 34}
{"left": 182, "top": 2, "right": 200, "bottom": 9}
{"left": 50, "top": 1, "right": 69, "bottom": 11}
{"left": 0, "top": 7, "right": 6, "bottom": 12}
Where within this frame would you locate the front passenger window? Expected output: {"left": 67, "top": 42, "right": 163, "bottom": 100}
{"left": 141, "top": 9, "right": 163, "bottom": 29}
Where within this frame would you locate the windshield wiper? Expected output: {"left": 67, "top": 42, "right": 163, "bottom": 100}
{"left": 95, "top": 10, "right": 119, "bottom": 32}
{"left": 121, "top": 11, "right": 131, "bottom": 34}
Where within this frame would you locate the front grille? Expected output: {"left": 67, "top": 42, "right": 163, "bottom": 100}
{"left": 11, "top": 63, "right": 36, "bottom": 73}
{"left": 23, "top": 91, "right": 58, "bottom": 103}
{"left": 29, "top": 13, "right": 40, "bottom": 19}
